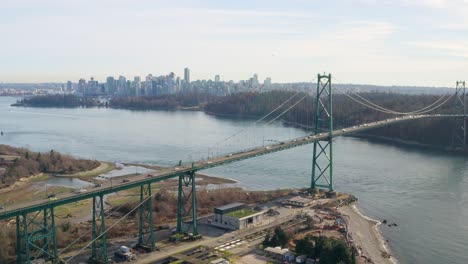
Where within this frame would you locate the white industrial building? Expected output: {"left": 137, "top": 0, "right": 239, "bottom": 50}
{"left": 211, "top": 202, "right": 265, "bottom": 230}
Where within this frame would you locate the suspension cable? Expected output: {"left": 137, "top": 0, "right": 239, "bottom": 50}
{"left": 65, "top": 195, "right": 152, "bottom": 263}
{"left": 352, "top": 92, "right": 450, "bottom": 115}
{"left": 58, "top": 192, "right": 142, "bottom": 255}
{"left": 263, "top": 94, "right": 308, "bottom": 127}
{"left": 208, "top": 76, "right": 318, "bottom": 156}
{"left": 332, "top": 76, "right": 455, "bottom": 115}
{"left": 344, "top": 92, "right": 455, "bottom": 115}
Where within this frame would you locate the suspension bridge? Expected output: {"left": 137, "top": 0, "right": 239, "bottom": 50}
{"left": 0, "top": 74, "right": 466, "bottom": 264}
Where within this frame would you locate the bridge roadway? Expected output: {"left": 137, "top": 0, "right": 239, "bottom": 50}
{"left": 0, "top": 114, "right": 462, "bottom": 220}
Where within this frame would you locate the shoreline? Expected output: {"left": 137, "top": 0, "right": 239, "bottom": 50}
{"left": 340, "top": 203, "right": 397, "bottom": 264}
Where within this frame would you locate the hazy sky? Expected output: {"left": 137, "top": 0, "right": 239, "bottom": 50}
{"left": 1, "top": 0, "right": 468, "bottom": 86}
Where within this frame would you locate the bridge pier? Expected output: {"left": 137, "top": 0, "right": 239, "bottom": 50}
{"left": 176, "top": 168, "right": 198, "bottom": 235}
{"left": 137, "top": 182, "right": 155, "bottom": 251}
{"left": 90, "top": 194, "right": 108, "bottom": 263}
{"left": 16, "top": 206, "right": 58, "bottom": 264}
{"left": 311, "top": 73, "right": 334, "bottom": 192}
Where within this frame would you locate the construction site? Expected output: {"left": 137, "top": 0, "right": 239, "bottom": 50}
{"left": 64, "top": 190, "right": 360, "bottom": 264}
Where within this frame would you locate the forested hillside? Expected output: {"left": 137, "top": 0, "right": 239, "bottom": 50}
{"left": 204, "top": 91, "right": 459, "bottom": 148}
{"left": 109, "top": 93, "right": 216, "bottom": 110}
{"left": 0, "top": 145, "right": 99, "bottom": 187}
{"left": 15, "top": 94, "right": 101, "bottom": 107}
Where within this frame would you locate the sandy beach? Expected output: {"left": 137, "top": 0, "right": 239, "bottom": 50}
{"left": 340, "top": 204, "right": 397, "bottom": 264}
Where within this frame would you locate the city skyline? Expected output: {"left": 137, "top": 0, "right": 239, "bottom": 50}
{"left": 1, "top": 0, "right": 468, "bottom": 87}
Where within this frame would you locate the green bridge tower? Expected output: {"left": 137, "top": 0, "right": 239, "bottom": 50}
{"left": 311, "top": 73, "right": 334, "bottom": 192}
{"left": 452, "top": 80, "right": 466, "bottom": 150}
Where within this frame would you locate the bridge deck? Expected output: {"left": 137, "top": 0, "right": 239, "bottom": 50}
{"left": 0, "top": 114, "right": 462, "bottom": 220}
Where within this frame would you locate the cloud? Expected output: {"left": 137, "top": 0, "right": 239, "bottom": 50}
{"left": 406, "top": 41, "right": 468, "bottom": 58}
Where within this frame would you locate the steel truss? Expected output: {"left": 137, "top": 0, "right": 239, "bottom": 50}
{"left": 311, "top": 74, "right": 334, "bottom": 191}
{"left": 90, "top": 194, "right": 107, "bottom": 263}
{"left": 452, "top": 81, "right": 466, "bottom": 150}
{"left": 176, "top": 169, "right": 198, "bottom": 235}
{"left": 16, "top": 206, "right": 58, "bottom": 264}
{"left": 138, "top": 183, "right": 155, "bottom": 251}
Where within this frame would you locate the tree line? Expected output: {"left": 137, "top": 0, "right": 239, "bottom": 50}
{"left": 0, "top": 145, "right": 99, "bottom": 187}
{"left": 109, "top": 93, "right": 217, "bottom": 110}
{"left": 15, "top": 94, "right": 101, "bottom": 107}
{"left": 14, "top": 93, "right": 218, "bottom": 110}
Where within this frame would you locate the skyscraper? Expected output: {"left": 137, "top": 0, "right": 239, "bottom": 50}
{"left": 184, "top": 67, "right": 190, "bottom": 84}
{"left": 134, "top": 76, "right": 141, "bottom": 97}
{"left": 215, "top": 75, "right": 220, "bottom": 83}
{"left": 264, "top": 77, "right": 272, "bottom": 88}
{"left": 118, "top": 76, "right": 127, "bottom": 95}
{"left": 66, "top": 81, "right": 73, "bottom": 91}
{"left": 106, "top": 76, "right": 115, "bottom": 95}
{"left": 77, "top": 79, "right": 86, "bottom": 95}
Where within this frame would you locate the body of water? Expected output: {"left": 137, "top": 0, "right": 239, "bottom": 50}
{"left": 1, "top": 97, "right": 467, "bottom": 264}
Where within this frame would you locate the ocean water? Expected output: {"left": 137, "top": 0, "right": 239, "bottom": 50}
{"left": 1, "top": 97, "right": 467, "bottom": 264}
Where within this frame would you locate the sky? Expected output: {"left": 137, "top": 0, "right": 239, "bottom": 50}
{"left": 1, "top": 0, "right": 468, "bottom": 86}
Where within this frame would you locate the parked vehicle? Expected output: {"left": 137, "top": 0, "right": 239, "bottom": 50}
{"left": 114, "top": 246, "right": 136, "bottom": 261}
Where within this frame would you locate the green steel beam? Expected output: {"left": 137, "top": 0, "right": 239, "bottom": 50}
{"left": 176, "top": 174, "right": 183, "bottom": 232}
{"left": 138, "top": 183, "right": 155, "bottom": 251}
{"left": 91, "top": 194, "right": 107, "bottom": 263}
{"left": 311, "top": 74, "right": 333, "bottom": 191}
{"left": 16, "top": 206, "right": 57, "bottom": 264}
{"left": 176, "top": 168, "right": 198, "bottom": 235}
{"left": 452, "top": 81, "right": 466, "bottom": 150}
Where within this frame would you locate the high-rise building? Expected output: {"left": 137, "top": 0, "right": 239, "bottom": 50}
{"left": 134, "top": 76, "right": 141, "bottom": 97}
{"left": 176, "top": 77, "right": 181, "bottom": 93}
{"left": 264, "top": 77, "right": 272, "bottom": 88}
{"left": 118, "top": 76, "right": 127, "bottom": 95}
{"left": 144, "top": 74, "right": 153, "bottom": 96}
{"left": 184, "top": 67, "right": 190, "bottom": 84}
{"left": 87, "top": 77, "right": 99, "bottom": 95}
{"left": 106, "top": 76, "right": 115, "bottom": 95}
{"left": 66, "top": 81, "right": 73, "bottom": 91}
{"left": 77, "top": 79, "right": 86, "bottom": 95}
{"left": 215, "top": 75, "right": 220, "bottom": 83}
